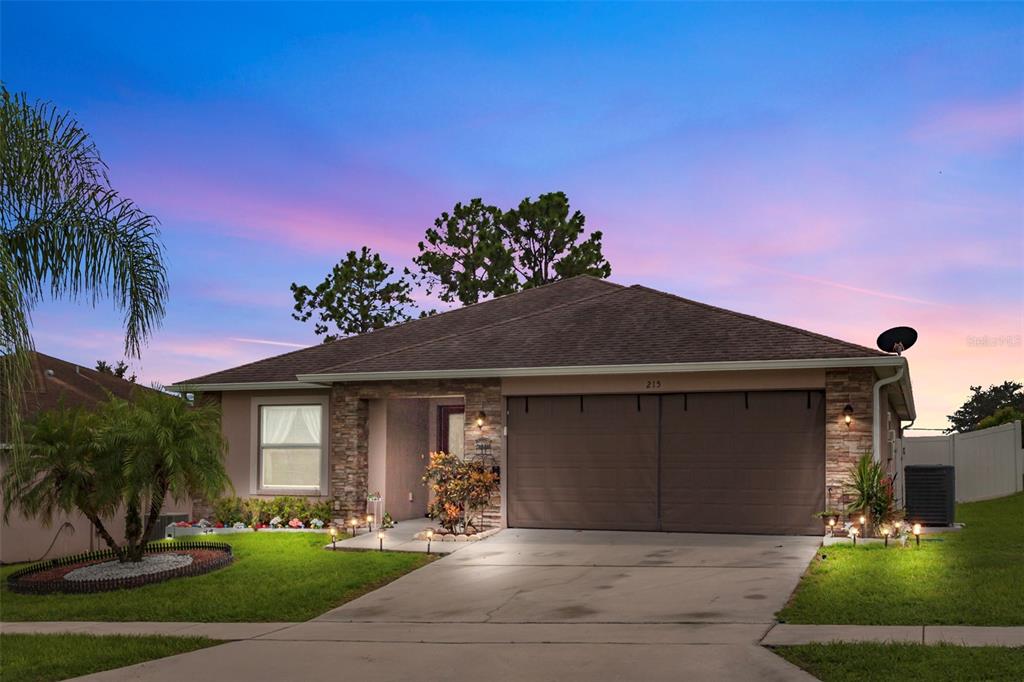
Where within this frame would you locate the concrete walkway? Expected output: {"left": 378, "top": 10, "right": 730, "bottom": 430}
{"left": 327, "top": 520, "right": 480, "bottom": 555}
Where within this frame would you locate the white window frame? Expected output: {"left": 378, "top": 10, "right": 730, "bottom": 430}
{"left": 250, "top": 394, "right": 329, "bottom": 496}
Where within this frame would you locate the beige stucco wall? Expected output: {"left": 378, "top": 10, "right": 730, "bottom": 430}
{"left": 218, "top": 388, "right": 333, "bottom": 502}
{"left": 1, "top": 496, "right": 192, "bottom": 565}
{"left": 501, "top": 368, "right": 826, "bottom": 396}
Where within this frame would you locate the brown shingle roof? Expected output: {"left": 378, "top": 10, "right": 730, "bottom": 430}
{"left": 179, "top": 276, "right": 886, "bottom": 386}
{"left": 309, "top": 283, "right": 885, "bottom": 376}
{"left": 178, "top": 276, "right": 624, "bottom": 384}
{"left": 21, "top": 351, "right": 151, "bottom": 416}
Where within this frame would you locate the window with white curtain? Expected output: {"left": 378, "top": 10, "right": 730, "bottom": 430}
{"left": 259, "top": 404, "right": 323, "bottom": 489}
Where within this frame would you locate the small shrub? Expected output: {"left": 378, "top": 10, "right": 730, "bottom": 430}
{"left": 845, "top": 453, "right": 899, "bottom": 536}
{"left": 211, "top": 496, "right": 245, "bottom": 525}
{"left": 423, "top": 451, "right": 499, "bottom": 534}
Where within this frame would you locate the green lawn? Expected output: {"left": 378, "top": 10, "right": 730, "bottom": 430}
{"left": 778, "top": 492, "right": 1024, "bottom": 625}
{"left": 0, "top": 532, "right": 431, "bottom": 622}
{"left": 774, "top": 643, "right": 1024, "bottom": 682}
{"left": 0, "top": 633, "right": 219, "bottom": 682}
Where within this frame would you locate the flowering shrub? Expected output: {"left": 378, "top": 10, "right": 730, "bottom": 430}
{"left": 423, "top": 451, "right": 499, "bottom": 534}
{"left": 288, "top": 518, "right": 304, "bottom": 528}
{"left": 210, "top": 496, "right": 333, "bottom": 528}
{"left": 309, "top": 518, "right": 325, "bottom": 529}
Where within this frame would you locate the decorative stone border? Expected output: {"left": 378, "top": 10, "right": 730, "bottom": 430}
{"left": 412, "top": 527, "right": 502, "bottom": 543}
{"left": 6, "top": 542, "right": 233, "bottom": 595}
{"left": 166, "top": 525, "right": 330, "bottom": 539}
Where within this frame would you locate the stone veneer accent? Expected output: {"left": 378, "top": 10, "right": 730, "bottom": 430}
{"left": 329, "top": 378, "right": 504, "bottom": 526}
{"left": 824, "top": 367, "right": 876, "bottom": 510}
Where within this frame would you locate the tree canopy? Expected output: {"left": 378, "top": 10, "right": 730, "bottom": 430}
{"left": 95, "top": 359, "right": 136, "bottom": 383}
{"left": 946, "top": 380, "right": 1024, "bottom": 433}
{"left": 409, "top": 198, "right": 516, "bottom": 306}
{"left": 502, "top": 192, "right": 612, "bottom": 288}
{"left": 411, "top": 192, "right": 611, "bottom": 305}
{"left": 291, "top": 247, "right": 414, "bottom": 342}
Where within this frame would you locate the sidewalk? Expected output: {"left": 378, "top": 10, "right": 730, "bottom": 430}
{"left": 5, "top": 621, "right": 1024, "bottom": 647}
{"left": 762, "top": 623, "right": 1024, "bottom": 647}
{"left": 0, "top": 621, "right": 294, "bottom": 640}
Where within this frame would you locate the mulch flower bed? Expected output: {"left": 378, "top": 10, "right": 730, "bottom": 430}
{"left": 7, "top": 542, "right": 233, "bottom": 595}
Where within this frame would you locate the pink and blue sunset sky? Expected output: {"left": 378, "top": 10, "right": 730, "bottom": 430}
{"left": 3, "top": 2, "right": 1022, "bottom": 429}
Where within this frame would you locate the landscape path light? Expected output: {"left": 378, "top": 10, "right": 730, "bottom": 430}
{"left": 378, "top": 531, "right": 385, "bottom": 551}
{"left": 828, "top": 518, "right": 836, "bottom": 535}
{"left": 913, "top": 523, "right": 922, "bottom": 547}
{"left": 882, "top": 526, "right": 890, "bottom": 548}
{"left": 330, "top": 526, "right": 338, "bottom": 550}
{"left": 367, "top": 514, "right": 374, "bottom": 532}
{"left": 349, "top": 518, "right": 358, "bottom": 537}
{"left": 426, "top": 529, "right": 434, "bottom": 554}
{"left": 849, "top": 525, "right": 859, "bottom": 546}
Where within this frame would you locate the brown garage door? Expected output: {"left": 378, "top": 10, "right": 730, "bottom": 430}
{"left": 507, "top": 391, "right": 824, "bottom": 535}
{"left": 506, "top": 395, "right": 659, "bottom": 530}
{"left": 660, "top": 391, "right": 825, "bottom": 535}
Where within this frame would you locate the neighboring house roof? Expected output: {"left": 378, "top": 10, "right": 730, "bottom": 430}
{"left": 20, "top": 351, "right": 147, "bottom": 416}
{"left": 176, "top": 276, "right": 894, "bottom": 387}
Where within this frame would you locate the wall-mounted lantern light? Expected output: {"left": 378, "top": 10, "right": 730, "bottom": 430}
{"left": 475, "top": 411, "right": 486, "bottom": 428}
{"left": 843, "top": 404, "right": 854, "bottom": 426}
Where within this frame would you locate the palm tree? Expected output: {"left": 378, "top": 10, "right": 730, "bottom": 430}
{"left": 1, "top": 403, "right": 125, "bottom": 553}
{"left": 1, "top": 86, "right": 168, "bottom": 450}
{"left": 4, "top": 392, "right": 230, "bottom": 562}
{"left": 112, "top": 391, "right": 231, "bottom": 561}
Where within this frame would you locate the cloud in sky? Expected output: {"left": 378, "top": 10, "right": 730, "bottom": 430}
{"left": 230, "top": 337, "right": 310, "bottom": 349}
{"left": 914, "top": 93, "right": 1024, "bottom": 153}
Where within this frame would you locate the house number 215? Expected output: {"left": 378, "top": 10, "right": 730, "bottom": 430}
{"left": 645, "top": 379, "right": 662, "bottom": 389}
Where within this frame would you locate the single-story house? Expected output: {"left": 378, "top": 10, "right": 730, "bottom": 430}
{"left": 172, "top": 276, "right": 915, "bottom": 536}
{"left": 1, "top": 352, "right": 192, "bottom": 563}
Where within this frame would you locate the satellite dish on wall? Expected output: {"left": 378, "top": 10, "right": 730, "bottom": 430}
{"left": 876, "top": 326, "right": 918, "bottom": 356}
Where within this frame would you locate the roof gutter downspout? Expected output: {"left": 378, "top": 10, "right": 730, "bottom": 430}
{"left": 873, "top": 361, "right": 906, "bottom": 463}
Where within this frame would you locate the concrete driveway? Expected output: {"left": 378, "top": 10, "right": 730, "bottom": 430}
{"left": 78, "top": 530, "right": 822, "bottom": 681}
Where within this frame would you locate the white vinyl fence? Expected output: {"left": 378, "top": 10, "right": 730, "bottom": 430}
{"left": 903, "top": 421, "right": 1024, "bottom": 503}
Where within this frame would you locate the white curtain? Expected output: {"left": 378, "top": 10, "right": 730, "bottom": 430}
{"left": 261, "top": 405, "right": 321, "bottom": 445}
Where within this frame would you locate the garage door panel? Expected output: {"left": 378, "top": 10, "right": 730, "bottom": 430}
{"left": 507, "top": 395, "right": 658, "bottom": 530}
{"left": 660, "top": 391, "right": 825, "bottom": 534}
